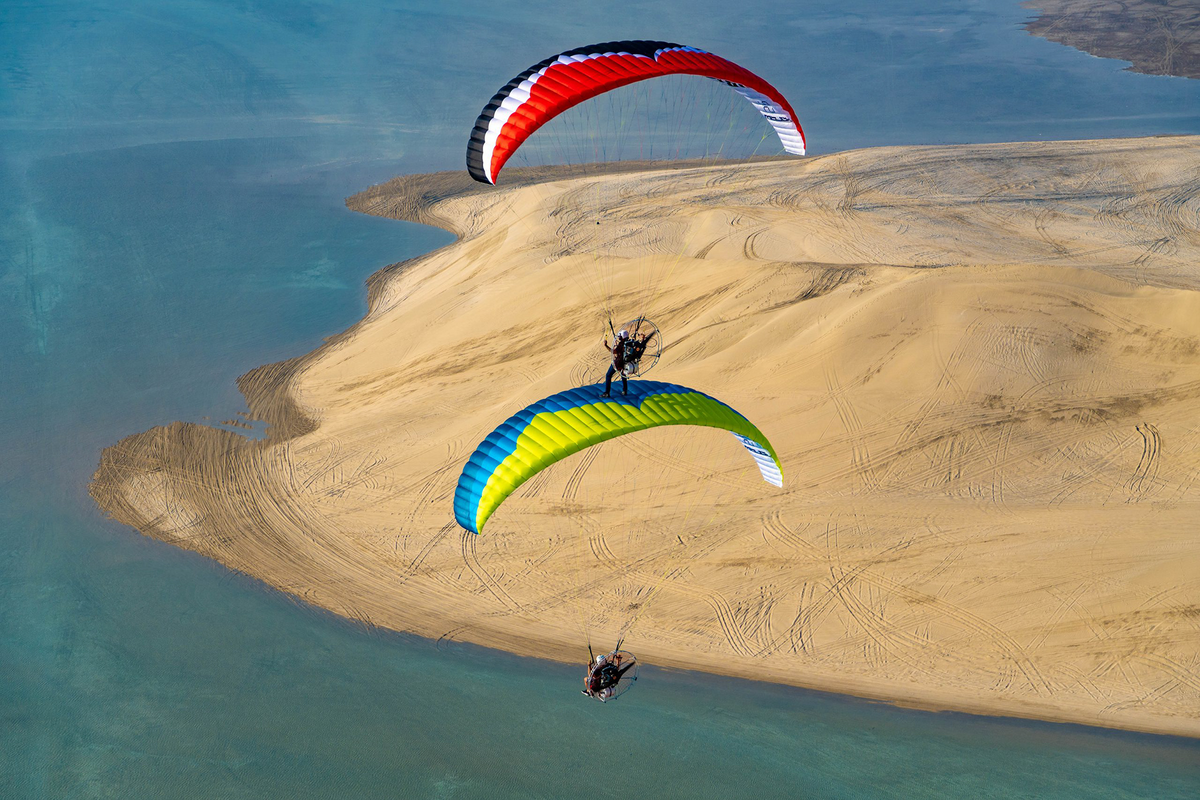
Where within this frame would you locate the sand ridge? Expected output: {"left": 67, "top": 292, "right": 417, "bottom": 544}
{"left": 92, "top": 137, "right": 1200, "bottom": 736}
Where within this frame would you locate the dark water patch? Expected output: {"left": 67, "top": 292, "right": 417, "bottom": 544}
{"left": 1025, "top": 0, "right": 1200, "bottom": 80}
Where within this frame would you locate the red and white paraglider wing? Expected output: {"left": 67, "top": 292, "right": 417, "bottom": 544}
{"left": 466, "top": 40, "right": 805, "bottom": 184}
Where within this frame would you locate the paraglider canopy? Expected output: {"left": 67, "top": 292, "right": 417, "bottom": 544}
{"left": 467, "top": 40, "right": 805, "bottom": 184}
{"left": 453, "top": 379, "right": 784, "bottom": 534}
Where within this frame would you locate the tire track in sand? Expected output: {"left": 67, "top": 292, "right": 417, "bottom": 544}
{"left": 1127, "top": 423, "right": 1161, "bottom": 502}
{"left": 825, "top": 362, "right": 881, "bottom": 492}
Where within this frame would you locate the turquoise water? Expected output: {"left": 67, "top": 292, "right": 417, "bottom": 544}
{"left": 2, "top": 1, "right": 1199, "bottom": 796}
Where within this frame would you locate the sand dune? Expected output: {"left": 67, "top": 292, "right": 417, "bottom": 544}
{"left": 91, "top": 137, "right": 1200, "bottom": 736}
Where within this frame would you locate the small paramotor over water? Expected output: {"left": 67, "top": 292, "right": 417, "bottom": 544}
{"left": 582, "top": 649, "right": 640, "bottom": 702}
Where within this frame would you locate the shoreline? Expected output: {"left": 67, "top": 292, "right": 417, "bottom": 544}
{"left": 92, "top": 137, "right": 1200, "bottom": 739}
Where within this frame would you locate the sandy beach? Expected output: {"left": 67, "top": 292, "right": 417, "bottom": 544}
{"left": 91, "top": 136, "right": 1200, "bottom": 737}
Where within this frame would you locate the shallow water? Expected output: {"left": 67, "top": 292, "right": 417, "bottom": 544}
{"left": 2, "top": 1, "right": 1199, "bottom": 797}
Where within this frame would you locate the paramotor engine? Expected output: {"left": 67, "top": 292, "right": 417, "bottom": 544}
{"left": 615, "top": 317, "right": 661, "bottom": 378}
{"left": 583, "top": 650, "right": 640, "bottom": 702}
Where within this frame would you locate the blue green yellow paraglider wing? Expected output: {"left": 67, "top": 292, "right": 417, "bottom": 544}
{"left": 453, "top": 380, "right": 782, "bottom": 533}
